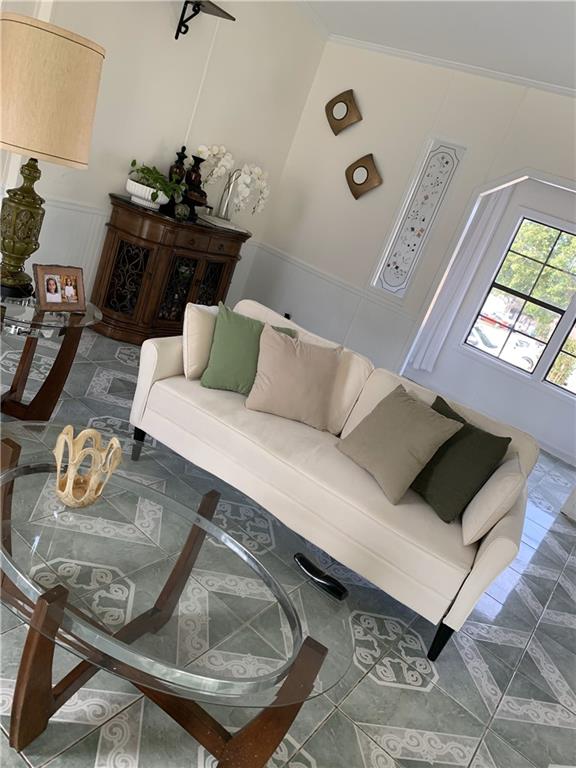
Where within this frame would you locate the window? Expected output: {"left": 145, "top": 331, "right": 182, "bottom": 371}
{"left": 546, "top": 322, "right": 576, "bottom": 394}
{"left": 465, "top": 217, "right": 576, "bottom": 392}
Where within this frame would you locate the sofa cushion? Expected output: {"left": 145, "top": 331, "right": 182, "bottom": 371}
{"left": 342, "top": 368, "right": 539, "bottom": 477}
{"left": 411, "top": 396, "right": 511, "bottom": 523}
{"left": 183, "top": 303, "right": 218, "bottom": 380}
{"left": 462, "top": 456, "right": 525, "bottom": 545}
{"left": 201, "top": 303, "right": 295, "bottom": 395}
{"left": 338, "top": 386, "right": 463, "bottom": 503}
{"left": 234, "top": 299, "right": 373, "bottom": 435}
{"left": 246, "top": 325, "right": 343, "bottom": 431}
{"left": 146, "top": 376, "right": 477, "bottom": 616}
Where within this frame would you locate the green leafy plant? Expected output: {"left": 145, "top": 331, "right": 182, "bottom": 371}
{"left": 129, "top": 160, "right": 186, "bottom": 202}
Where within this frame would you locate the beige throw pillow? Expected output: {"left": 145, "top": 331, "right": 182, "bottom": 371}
{"left": 183, "top": 304, "right": 218, "bottom": 380}
{"left": 337, "top": 385, "right": 463, "bottom": 504}
{"left": 246, "top": 325, "right": 342, "bottom": 431}
{"left": 461, "top": 456, "right": 525, "bottom": 544}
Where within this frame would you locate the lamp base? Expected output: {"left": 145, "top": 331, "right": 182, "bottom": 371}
{"left": 0, "top": 282, "right": 35, "bottom": 300}
{"left": 0, "top": 158, "right": 45, "bottom": 295}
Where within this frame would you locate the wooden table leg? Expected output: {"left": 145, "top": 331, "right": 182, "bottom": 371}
{"left": 9, "top": 585, "right": 67, "bottom": 751}
{"left": 216, "top": 637, "right": 327, "bottom": 768}
{"left": 2, "top": 314, "right": 83, "bottom": 421}
{"left": 1, "top": 437, "right": 21, "bottom": 556}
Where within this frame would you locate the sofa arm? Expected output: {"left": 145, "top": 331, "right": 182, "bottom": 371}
{"left": 130, "top": 336, "right": 184, "bottom": 426}
{"left": 443, "top": 488, "right": 526, "bottom": 630}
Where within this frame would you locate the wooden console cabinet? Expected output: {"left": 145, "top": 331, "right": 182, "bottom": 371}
{"left": 91, "top": 194, "right": 251, "bottom": 344}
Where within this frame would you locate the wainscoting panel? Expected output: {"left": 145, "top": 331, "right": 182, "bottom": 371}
{"left": 242, "top": 243, "right": 417, "bottom": 370}
{"left": 344, "top": 295, "right": 416, "bottom": 370}
{"left": 243, "top": 243, "right": 362, "bottom": 344}
{"left": 32, "top": 198, "right": 109, "bottom": 296}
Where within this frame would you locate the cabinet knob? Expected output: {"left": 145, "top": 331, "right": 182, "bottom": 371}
{"left": 217, "top": 243, "right": 225, "bottom": 251}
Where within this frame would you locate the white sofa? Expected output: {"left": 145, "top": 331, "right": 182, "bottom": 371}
{"left": 130, "top": 300, "right": 539, "bottom": 658}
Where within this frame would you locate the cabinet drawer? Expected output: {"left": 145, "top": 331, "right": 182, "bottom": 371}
{"left": 173, "top": 229, "right": 211, "bottom": 251}
{"left": 208, "top": 236, "right": 241, "bottom": 256}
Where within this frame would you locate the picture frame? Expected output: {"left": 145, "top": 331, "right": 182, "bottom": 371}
{"left": 33, "top": 264, "right": 86, "bottom": 312}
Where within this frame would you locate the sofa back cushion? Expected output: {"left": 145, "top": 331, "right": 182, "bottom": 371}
{"left": 234, "top": 300, "right": 373, "bottom": 434}
{"left": 183, "top": 303, "right": 218, "bottom": 380}
{"left": 342, "top": 369, "right": 539, "bottom": 477}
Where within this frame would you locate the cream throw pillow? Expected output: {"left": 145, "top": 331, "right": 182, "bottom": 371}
{"left": 183, "top": 304, "right": 218, "bottom": 380}
{"left": 461, "top": 456, "right": 524, "bottom": 544}
{"left": 337, "top": 385, "right": 463, "bottom": 504}
{"left": 246, "top": 325, "right": 342, "bottom": 431}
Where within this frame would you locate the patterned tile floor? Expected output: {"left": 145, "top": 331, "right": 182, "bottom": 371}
{"left": 1, "top": 327, "right": 575, "bottom": 768}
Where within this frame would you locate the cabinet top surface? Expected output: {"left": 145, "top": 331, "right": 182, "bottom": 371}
{"left": 109, "top": 194, "right": 251, "bottom": 241}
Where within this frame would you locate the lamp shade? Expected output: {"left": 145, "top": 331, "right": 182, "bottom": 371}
{"left": 0, "top": 13, "right": 105, "bottom": 169}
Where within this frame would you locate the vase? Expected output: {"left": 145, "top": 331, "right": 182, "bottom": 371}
{"left": 169, "top": 145, "right": 188, "bottom": 183}
{"left": 53, "top": 425, "right": 122, "bottom": 508}
{"left": 216, "top": 169, "right": 242, "bottom": 221}
{"left": 186, "top": 155, "right": 206, "bottom": 194}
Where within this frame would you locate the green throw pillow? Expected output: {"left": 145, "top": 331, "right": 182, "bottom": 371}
{"left": 411, "top": 396, "right": 511, "bottom": 523}
{"left": 200, "top": 303, "right": 296, "bottom": 395}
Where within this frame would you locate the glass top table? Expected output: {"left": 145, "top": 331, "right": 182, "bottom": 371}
{"left": 1, "top": 299, "right": 102, "bottom": 421}
{"left": 0, "top": 423, "right": 353, "bottom": 763}
{"left": 1, "top": 296, "right": 102, "bottom": 335}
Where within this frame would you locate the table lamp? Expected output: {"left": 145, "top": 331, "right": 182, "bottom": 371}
{"left": 0, "top": 13, "right": 105, "bottom": 297}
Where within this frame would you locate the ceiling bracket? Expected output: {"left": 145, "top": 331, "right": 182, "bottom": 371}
{"left": 175, "top": 1, "right": 201, "bottom": 40}
{"left": 175, "top": 1, "right": 236, "bottom": 40}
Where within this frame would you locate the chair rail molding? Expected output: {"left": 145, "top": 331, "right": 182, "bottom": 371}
{"left": 251, "top": 240, "right": 413, "bottom": 320}
{"left": 402, "top": 168, "right": 576, "bottom": 375}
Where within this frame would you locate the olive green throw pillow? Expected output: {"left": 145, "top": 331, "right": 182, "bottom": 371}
{"left": 200, "top": 303, "right": 296, "bottom": 395}
{"left": 411, "top": 396, "right": 512, "bottom": 523}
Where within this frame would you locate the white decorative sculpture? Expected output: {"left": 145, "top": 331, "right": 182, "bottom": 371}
{"left": 53, "top": 425, "right": 122, "bottom": 508}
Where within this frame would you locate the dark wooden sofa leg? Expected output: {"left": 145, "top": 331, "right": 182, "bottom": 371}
{"left": 427, "top": 622, "right": 454, "bottom": 661}
{"left": 131, "top": 427, "right": 146, "bottom": 461}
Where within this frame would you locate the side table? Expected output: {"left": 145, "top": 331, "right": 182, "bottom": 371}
{"left": 0, "top": 298, "right": 101, "bottom": 420}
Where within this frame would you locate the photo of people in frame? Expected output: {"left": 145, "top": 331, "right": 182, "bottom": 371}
{"left": 33, "top": 265, "right": 86, "bottom": 312}
{"left": 62, "top": 275, "right": 79, "bottom": 304}
{"left": 45, "top": 275, "right": 62, "bottom": 303}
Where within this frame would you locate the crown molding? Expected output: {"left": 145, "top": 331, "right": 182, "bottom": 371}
{"left": 329, "top": 34, "right": 576, "bottom": 98}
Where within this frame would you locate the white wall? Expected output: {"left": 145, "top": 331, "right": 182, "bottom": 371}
{"left": 1, "top": 1, "right": 325, "bottom": 290}
{"left": 242, "top": 40, "right": 576, "bottom": 370}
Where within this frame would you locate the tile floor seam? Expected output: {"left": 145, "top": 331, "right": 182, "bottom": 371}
{"left": 277, "top": 698, "right": 336, "bottom": 768}
{"left": 476, "top": 533, "right": 576, "bottom": 763}
{"left": 38, "top": 693, "right": 146, "bottom": 768}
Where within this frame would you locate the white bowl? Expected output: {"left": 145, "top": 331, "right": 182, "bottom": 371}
{"left": 126, "top": 178, "right": 169, "bottom": 210}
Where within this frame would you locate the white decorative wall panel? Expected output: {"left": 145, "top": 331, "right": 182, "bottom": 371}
{"left": 374, "top": 139, "right": 465, "bottom": 297}
{"left": 36, "top": 199, "right": 109, "bottom": 295}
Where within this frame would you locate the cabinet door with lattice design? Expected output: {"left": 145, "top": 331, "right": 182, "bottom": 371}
{"left": 104, "top": 237, "right": 152, "bottom": 318}
{"left": 193, "top": 258, "right": 228, "bottom": 306}
{"left": 156, "top": 253, "right": 201, "bottom": 323}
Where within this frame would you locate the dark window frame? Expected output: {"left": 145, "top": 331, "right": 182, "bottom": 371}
{"left": 544, "top": 321, "right": 576, "bottom": 395}
{"left": 464, "top": 217, "right": 576, "bottom": 388}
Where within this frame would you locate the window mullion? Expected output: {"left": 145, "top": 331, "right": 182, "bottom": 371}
{"left": 533, "top": 296, "right": 576, "bottom": 379}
